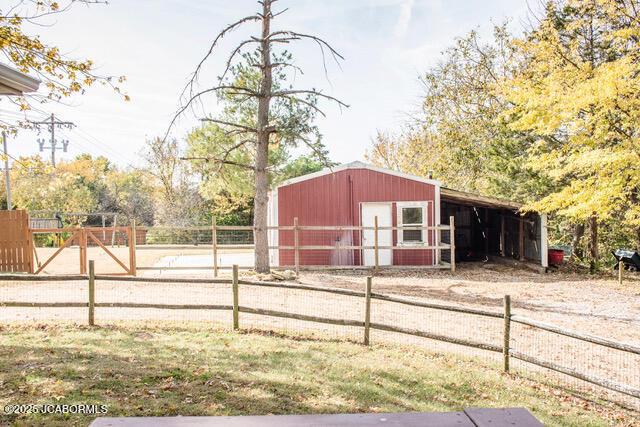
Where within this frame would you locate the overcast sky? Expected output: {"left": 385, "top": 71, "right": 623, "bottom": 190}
{"left": 3, "top": 0, "right": 530, "bottom": 168}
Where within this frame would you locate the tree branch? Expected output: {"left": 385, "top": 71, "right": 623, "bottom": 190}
{"left": 180, "top": 14, "right": 260, "bottom": 101}
{"left": 181, "top": 156, "right": 255, "bottom": 170}
{"left": 266, "top": 30, "right": 344, "bottom": 78}
{"left": 268, "top": 61, "right": 304, "bottom": 74}
{"left": 1, "top": 1, "right": 107, "bottom": 22}
{"left": 213, "top": 138, "right": 255, "bottom": 174}
{"left": 272, "top": 89, "right": 349, "bottom": 109}
{"left": 163, "top": 85, "right": 259, "bottom": 141}
{"left": 199, "top": 118, "right": 258, "bottom": 133}
{"left": 297, "top": 134, "right": 332, "bottom": 167}
{"left": 280, "top": 95, "right": 327, "bottom": 117}
{"left": 218, "top": 39, "right": 260, "bottom": 83}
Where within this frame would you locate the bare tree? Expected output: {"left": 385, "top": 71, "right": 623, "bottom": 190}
{"left": 142, "top": 137, "right": 179, "bottom": 206}
{"left": 166, "top": 0, "right": 346, "bottom": 273}
{"left": 142, "top": 137, "right": 206, "bottom": 227}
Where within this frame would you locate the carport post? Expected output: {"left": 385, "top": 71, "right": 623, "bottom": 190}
{"left": 232, "top": 264, "right": 239, "bottom": 330}
{"left": 518, "top": 217, "right": 525, "bottom": 261}
{"left": 503, "top": 295, "right": 511, "bottom": 372}
{"left": 88, "top": 260, "right": 95, "bottom": 326}
{"left": 449, "top": 216, "right": 456, "bottom": 273}
{"left": 364, "top": 276, "right": 372, "bottom": 345}
{"left": 500, "top": 215, "right": 505, "bottom": 257}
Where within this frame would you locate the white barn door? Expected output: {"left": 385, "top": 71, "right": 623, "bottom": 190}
{"left": 362, "top": 203, "right": 392, "bottom": 266}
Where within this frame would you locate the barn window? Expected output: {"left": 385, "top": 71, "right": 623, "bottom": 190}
{"left": 397, "top": 202, "right": 428, "bottom": 244}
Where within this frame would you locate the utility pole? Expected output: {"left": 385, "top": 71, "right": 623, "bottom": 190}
{"left": 33, "top": 114, "right": 74, "bottom": 167}
{"left": 2, "top": 132, "right": 11, "bottom": 210}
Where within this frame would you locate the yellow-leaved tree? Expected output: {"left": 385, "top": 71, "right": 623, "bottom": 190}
{"left": 501, "top": 0, "right": 640, "bottom": 269}
{"left": 0, "top": 0, "right": 127, "bottom": 128}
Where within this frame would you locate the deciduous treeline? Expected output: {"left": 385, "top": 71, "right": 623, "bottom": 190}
{"left": 367, "top": 0, "right": 640, "bottom": 270}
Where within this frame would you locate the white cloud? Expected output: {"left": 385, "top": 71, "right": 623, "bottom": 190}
{"left": 393, "top": 0, "right": 415, "bottom": 39}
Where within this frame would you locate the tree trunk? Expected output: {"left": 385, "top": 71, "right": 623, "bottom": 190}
{"left": 588, "top": 215, "right": 598, "bottom": 273}
{"left": 253, "top": 0, "right": 273, "bottom": 274}
{"left": 571, "top": 222, "right": 585, "bottom": 260}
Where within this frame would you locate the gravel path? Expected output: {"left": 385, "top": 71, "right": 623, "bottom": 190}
{"left": 297, "top": 262, "right": 640, "bottom": 344}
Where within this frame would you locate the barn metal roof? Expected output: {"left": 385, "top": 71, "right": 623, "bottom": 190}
{"left": 277, "top": 161, "right": 523, "bottom": 211}
{"left": 441, "top": 187, "right": 522, "bottom": 210}
{"left": 276, "top": 161, "right": 442, "bottom": 188}
{"left": 0, "top": 63, "right": 40, "bottom": 95}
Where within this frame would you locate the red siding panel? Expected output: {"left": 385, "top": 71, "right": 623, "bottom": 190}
{"left": 278, "top": 168, "right": 436, "bottom": 266}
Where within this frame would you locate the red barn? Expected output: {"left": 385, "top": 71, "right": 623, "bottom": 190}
{"left": 268, "top": 162, "right": 548, "bottom": 269}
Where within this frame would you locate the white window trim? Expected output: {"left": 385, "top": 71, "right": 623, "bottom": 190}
{"left": 397, "top": 201, "right": 429, "bottom": 246}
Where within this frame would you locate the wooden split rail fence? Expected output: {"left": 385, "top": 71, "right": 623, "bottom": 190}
{"left": 1, "top": 263, "right": 639, "bottom": 405}
{"left": 136, "top": 215, "right": 456, "bottom": 276}
{"left": 25, "top": 216, "right": 456, "bottom": 276}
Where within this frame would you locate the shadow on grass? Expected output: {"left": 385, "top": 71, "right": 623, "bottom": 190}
{"left": 0, "top": 324, "right": 634, "bottom": 427}
{"left": 0, "top": 328, "right": 395, "bottom": 425}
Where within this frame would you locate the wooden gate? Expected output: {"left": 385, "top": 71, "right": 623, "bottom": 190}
{"left": 85, "top": 227, "right": 135, "bottom": 275}
{"left": 0, "top": 210, "right": 34, "bottom": 273}
{"left": 33, "top": 226, "right": 136, "bottom": 275}
{"left": 30, "top": 226, "right": 136, "bottom": 276}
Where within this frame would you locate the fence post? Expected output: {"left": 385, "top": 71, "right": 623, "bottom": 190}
{"left": 503, "top": 294, "right": 511, "bottom": 372}
{"left": 364, "top": 276, "right": 372, "bottom": 346}
{"left": 374, "top": 216, "right": 379, "bottom": 273}
{"left": 449, "top": 216, "right": 456, "bottom": 273}
{"left": 232, "top": 264, "right": 239, "bottom": 330}
{"left": 212, "top": 216, "right": 218, "bottom": 278}
{"left": 79, "top": 227, "right": 87, "bottom": 275}
{"left": 128, "top": 219, "right": 137, "bottom": 276}
{"left": 618, "top": 260, "right": 623, "bottom": 285}
{"left": 294, "top": 217, "right": 299, "bottom": 276}
{"left": 88, "top": 260, "right": 95, "bottom": 326}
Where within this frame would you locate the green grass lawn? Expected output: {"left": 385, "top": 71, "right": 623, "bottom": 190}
{"left": 0, "top": 323, "right": 635, "bottom": 426}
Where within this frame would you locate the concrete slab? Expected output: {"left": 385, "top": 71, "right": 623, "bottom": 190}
{"left": 464, "top": 407, "right": 544, "bottom": 427}
{"left": 91, "top": 409, "right": 540, "bottom": 426}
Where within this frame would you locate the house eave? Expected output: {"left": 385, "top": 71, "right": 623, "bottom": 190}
{"left": 0, "top": 63, "right": 40, "bottom": 95}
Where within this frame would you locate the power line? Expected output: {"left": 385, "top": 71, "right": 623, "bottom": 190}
{"left": 56, "top": 127, "right": 138, "bottom": 169}
{"left": 1, "top": 108, "right": 143, "bottom": 170}
{"left": 72, "top": 126, "right": 141, "bottom": 168}
{"left": 4, "top": 151, "right": 31, "bottom": 170}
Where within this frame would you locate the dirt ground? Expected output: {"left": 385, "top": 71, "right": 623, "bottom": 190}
{"left": 297, "top": 262, "right": 640, "bottom": 344}
{"left": 26, "top": 246, "right": 640, "bottom": 343}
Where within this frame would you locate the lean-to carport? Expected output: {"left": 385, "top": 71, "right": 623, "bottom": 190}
{"left": 440, "top": 188, "right": 548, "bottom": 269}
